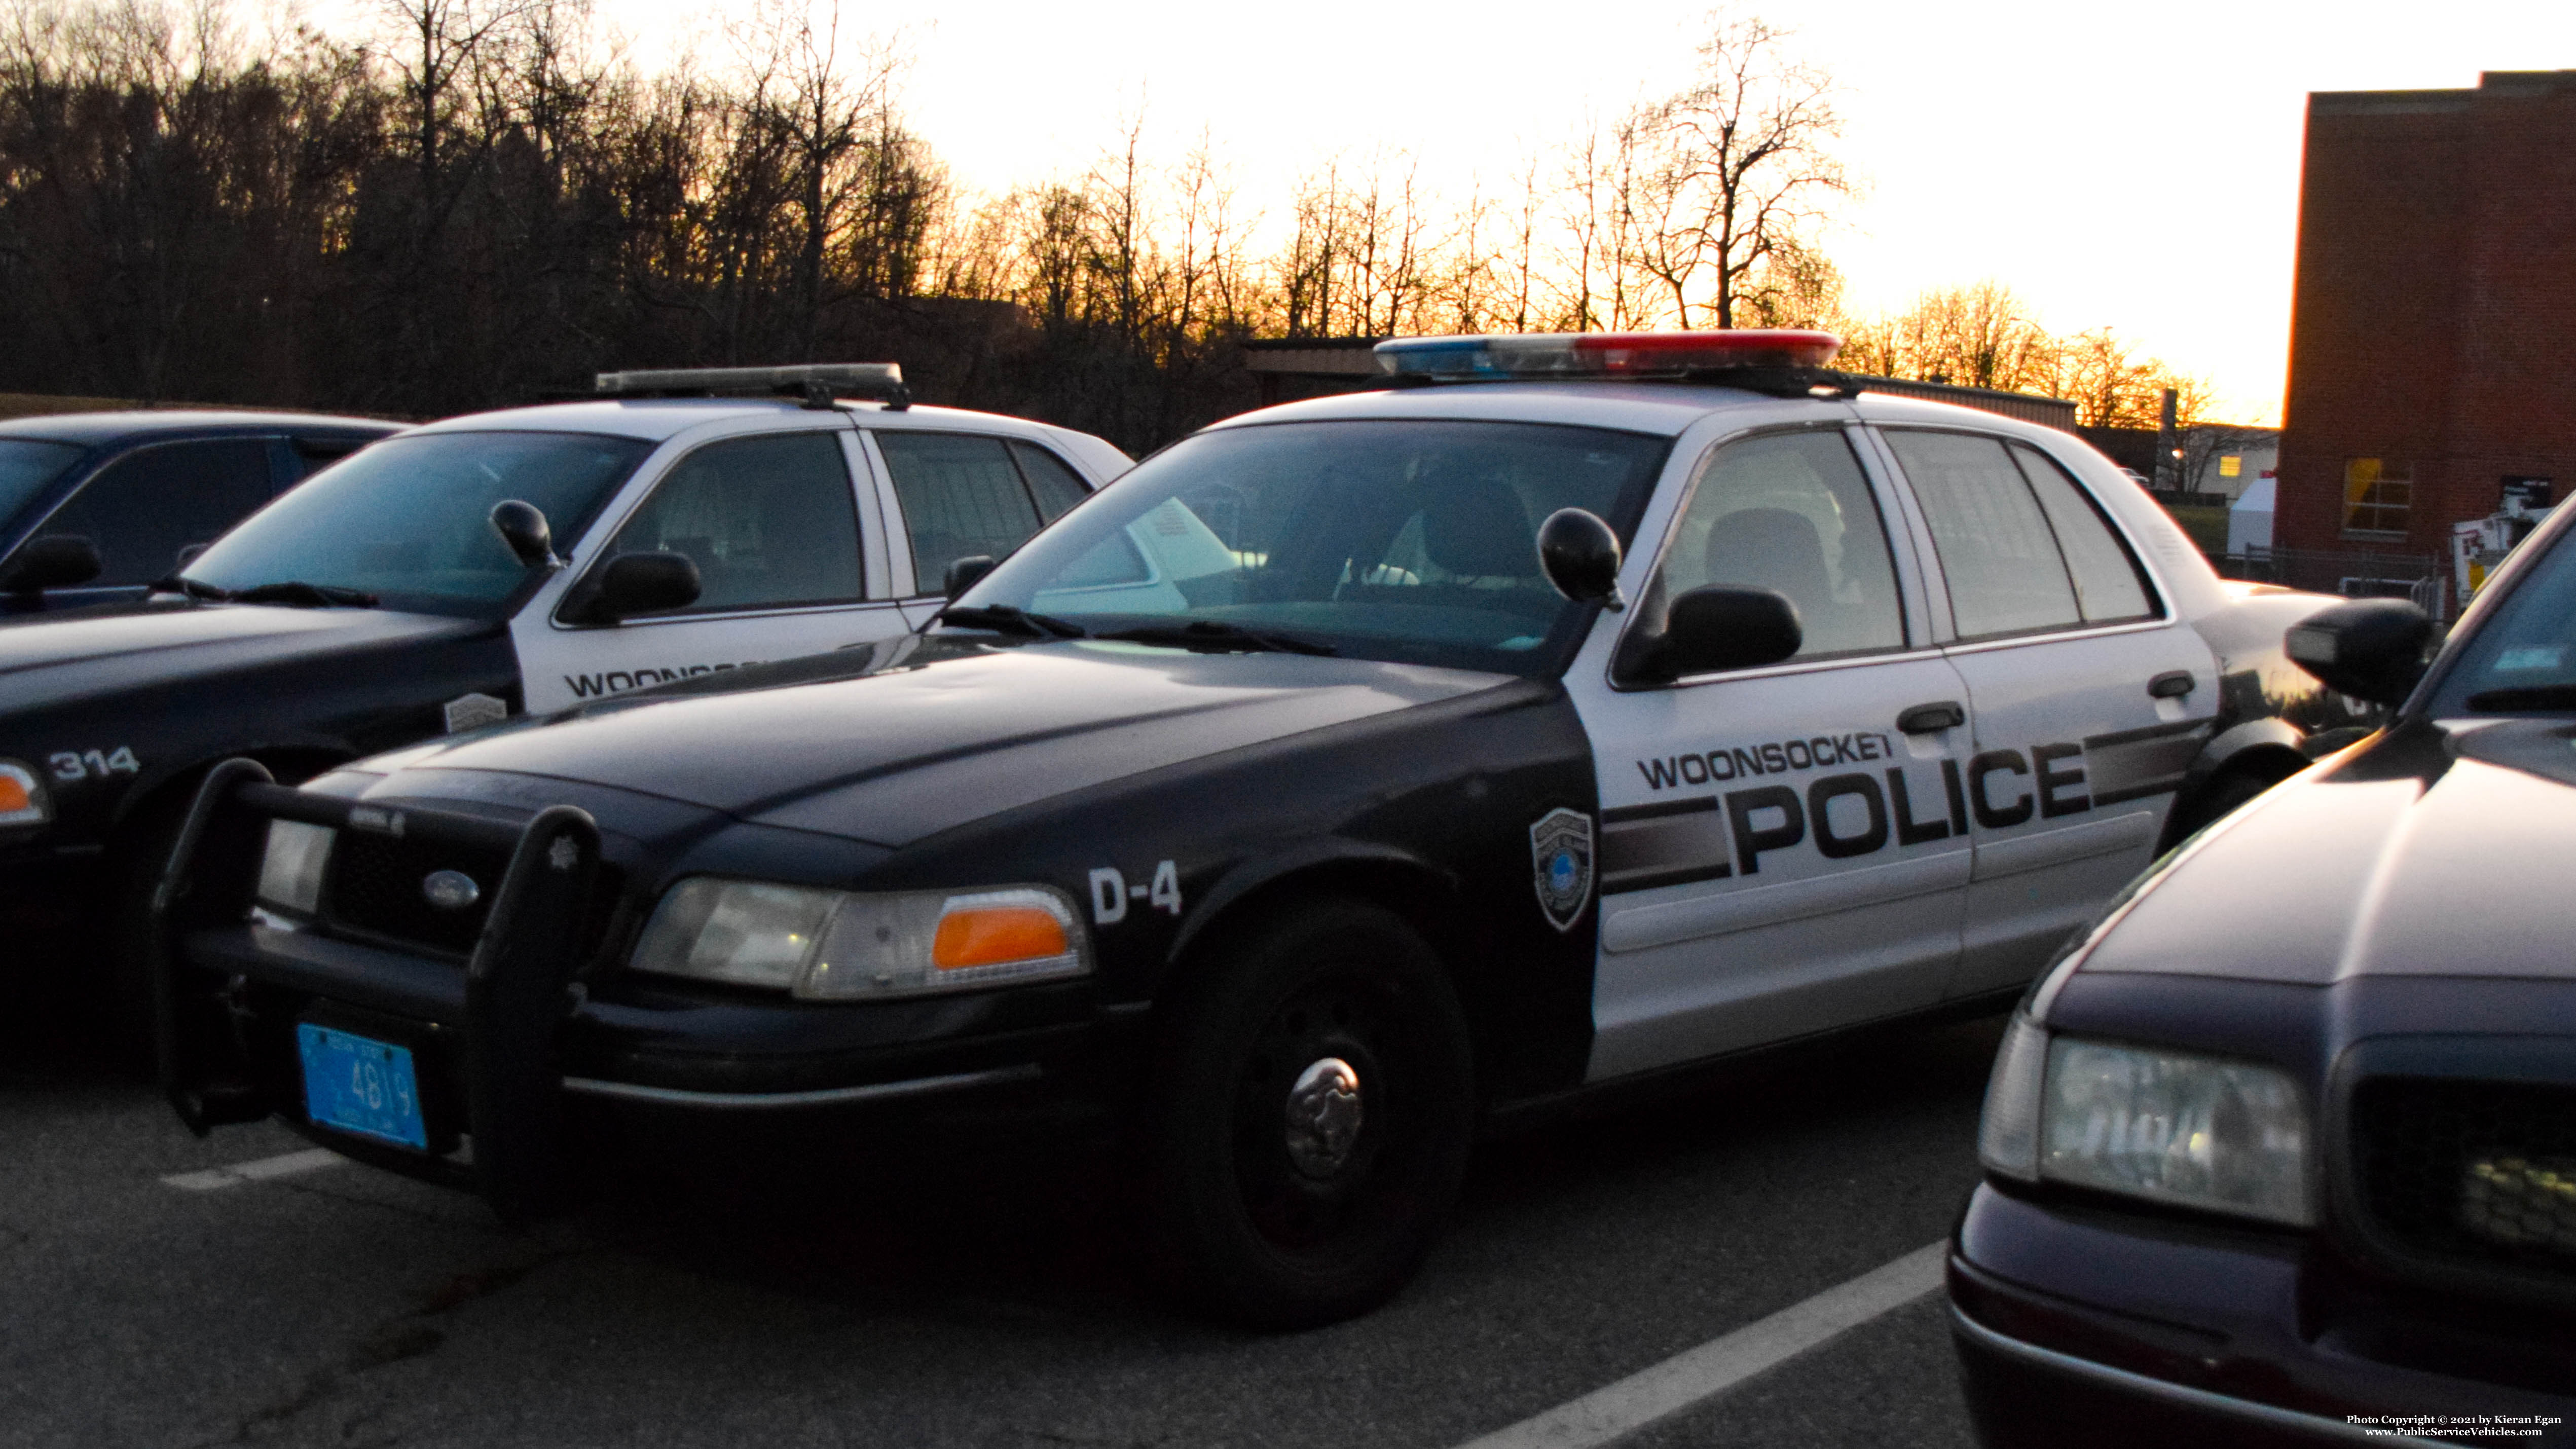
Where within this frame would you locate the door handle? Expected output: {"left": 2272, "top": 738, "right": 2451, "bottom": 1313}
{"left": 1896, "top": 700, "right": 1965, "bottom": 734}
{"left": 2148, "top": 671, "right": 2196, "bottom": 699}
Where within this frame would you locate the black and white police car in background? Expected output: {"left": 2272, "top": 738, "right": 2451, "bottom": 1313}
{"left": 2, "top": 410, "right": 398, "bottom": 613}
{"left": 1, "top": 364, "right": 1124, "bottom": 1025}
{"left": 153, "top": 331, "right": 2365, "bottom": 1328}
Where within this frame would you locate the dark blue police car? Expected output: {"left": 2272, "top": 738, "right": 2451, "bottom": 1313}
{"left": 0, "top": 410, "right": 396, "bottom": 612}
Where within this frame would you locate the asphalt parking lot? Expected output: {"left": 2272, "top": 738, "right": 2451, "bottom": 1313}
{"left": 4, "top": 978, "right": 2000, "bottom": 1449}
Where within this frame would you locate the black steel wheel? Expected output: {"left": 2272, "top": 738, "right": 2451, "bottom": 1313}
{"left": 1151, "top": 898, "right": 1474, "bottom": 1329}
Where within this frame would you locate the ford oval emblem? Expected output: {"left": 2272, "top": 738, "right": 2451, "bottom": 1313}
{"left": 422, "top": 869, "right": 481, "bottom": 911}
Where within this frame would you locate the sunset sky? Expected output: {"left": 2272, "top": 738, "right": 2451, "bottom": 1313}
{"left": 339, "top": 0, "right": 2576, "bottom": 424}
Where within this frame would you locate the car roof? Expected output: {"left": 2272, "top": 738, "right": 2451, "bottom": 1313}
{"left": 0, "top": 410, "right": 403, "bottom": 448}
{"left": 401, "top": 397, "right": 1099, "bottom": 446}
{"left": 1211, "top": 378, "right": 2090, "bottom": 448}
{"left": 1207, "top": 381, "right": 1786, "bottom": 437}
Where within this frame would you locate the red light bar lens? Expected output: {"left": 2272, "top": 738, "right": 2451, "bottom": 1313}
{"left": 1375, "top": 329, "right": 1841, "bottom": 379}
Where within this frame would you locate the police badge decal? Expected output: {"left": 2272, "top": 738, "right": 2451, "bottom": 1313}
{"left": 1529, "top": 807, "right": 1595, "bottom": 932}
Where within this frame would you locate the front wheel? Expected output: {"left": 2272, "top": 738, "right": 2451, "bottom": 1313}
{"left": 2163, "top": 764, "right": 2294, "bottom": 850}
{"left": 1150, "top": 899, "right": 1475, "bottom": 1329}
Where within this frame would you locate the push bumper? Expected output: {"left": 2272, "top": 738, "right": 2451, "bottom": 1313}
{"left": 1948, "top": 1184, "right": 2576, "bottom": 1447}
{"left": 152, "top": 761, "right": 1128, "bottom": 1217}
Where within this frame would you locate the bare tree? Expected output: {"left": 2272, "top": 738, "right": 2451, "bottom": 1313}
{"left": 1891, "top": 281, "right": 2053, "bottom": 391}
{"left": 1627, "top": 13, "right": 1846, "bottom": 328}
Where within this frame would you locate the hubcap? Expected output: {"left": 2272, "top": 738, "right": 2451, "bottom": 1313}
{"left": 1283, "top": 1056, "right": 1365, "bottom": 1179}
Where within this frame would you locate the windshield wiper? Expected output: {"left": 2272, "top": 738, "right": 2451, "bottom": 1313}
{"left": 150, "top": 576, "right": 230, "bottom": 602}
{"left": 1095, "top": 619, "right": 1338, "bottom": 656}
{"left": 152, "top": 576, "right": 377, "bottom": 607}
{"left": 935, "top": 604, "right": 1088, "bottom": 639}
{"left": 2465, "top": 684, "right": 2576, "bottom": 713}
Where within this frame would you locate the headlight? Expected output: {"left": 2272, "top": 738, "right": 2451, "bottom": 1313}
{"left": 630, "top": 877, "right": 1089, "bottom": 999}
{"left": 2040, "top": 1037, "right": 2312, "bottom": 1226}
{"left": 1976, "top": 1017, "right": 2313, "bottom": 1226}
{"left": 0, "top": 760, "right": 51, "bottom": 829}
{"left": 255, "top": 821, "right": 337, "bottom": 914}
{"left": 1976, "top": 1012, "right": 2049, "bottom": 1182}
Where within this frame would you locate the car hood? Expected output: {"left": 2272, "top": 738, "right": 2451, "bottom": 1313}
{"left": 2080, "top": 719, "right": 2576, "bottom": 985}
{"left": 371, "top": 635, "right": 1512, "bottom": 847}
{"left": 0, "top": 599, "right": 485, "bottom": 713}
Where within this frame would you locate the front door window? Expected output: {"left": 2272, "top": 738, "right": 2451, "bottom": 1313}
{"left": 44, "top": 439, "right": 277, "bottom": 587}
{"left": 599, "top": 431, "right": 863, "bottom": 616}
{"left": 1646, "top": 428, "right": 1906, "bottom": 662}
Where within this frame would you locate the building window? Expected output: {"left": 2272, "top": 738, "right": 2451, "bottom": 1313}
{"left": 2344, "top": 458, "right": 2411, "bottom": 535}
{"left": 2218, "top": 455, "right": 2241, "bottom": 479}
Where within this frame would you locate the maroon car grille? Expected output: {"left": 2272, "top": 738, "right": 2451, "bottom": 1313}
{"left": 2352, "top": 1076, "right": 2576, "bottom": 1282}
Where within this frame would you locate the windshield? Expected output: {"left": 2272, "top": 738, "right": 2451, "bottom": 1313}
{"left": 2432, "top": 519, "right": 2576, "bottom": 715}
{"left": 953, "top": 419, "right": 1668, "bottom": 676}
{"left": 182, "top": 431, "right": 650, "bottom": 614}
{"left": 0, "top": 439, "right": 83, "bottom": 524}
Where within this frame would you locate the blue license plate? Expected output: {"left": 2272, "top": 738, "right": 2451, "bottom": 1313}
{"left": 297, "top": 1024, "right": 428, "bottom": 1150}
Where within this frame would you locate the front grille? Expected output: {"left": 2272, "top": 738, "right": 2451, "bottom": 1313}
{"left": 324, "top": 832, "right": 511, "bottom": 955}
{"left": 2351, "top": 1076, "right": 2576, "bottom": 1284}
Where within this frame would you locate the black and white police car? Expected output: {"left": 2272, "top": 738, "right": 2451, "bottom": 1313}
{"left": 1, "top": 364, "right": 1123, "bottom": 1023}
{"left": 2, "top": 410, "right": 397, "bottom": 612}
{"left": 152, "top": 331, "right": 2364, "bottom": 1327}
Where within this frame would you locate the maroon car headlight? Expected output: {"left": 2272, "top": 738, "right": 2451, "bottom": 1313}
{"left": 1975, "top": 1012, "right": 2049, "bottom": 1181}
{"left": 1977, "top": 1019, "right": 2314, "bottom": 1228}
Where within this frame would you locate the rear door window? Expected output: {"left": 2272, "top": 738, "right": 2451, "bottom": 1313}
{"left": 282, "top": 435, "right": 378, "bottom": 485}
{"left": 595, "top": 431, "right": 863, "bottom": 615}
{"left": 2008, "top": 443, "right": 2158, "bottom": 623}
{"left": 873, "top": 432, "right": 1073, "bottom": 592}
{"left": 1010, "top": 441, "right": 1091, "bottom": 522}
{"left": 41, "top": 439, "right": 277, "bottom": 586}
{"left": 1883, "top": 430, "right": 2082, "bottom": 640}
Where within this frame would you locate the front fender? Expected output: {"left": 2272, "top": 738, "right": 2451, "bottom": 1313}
{"left": 1167, "top": 837, "right": 1463, "bottom": 968}
{"left": 112, "top": 733, "right": 359, "bottom": 836}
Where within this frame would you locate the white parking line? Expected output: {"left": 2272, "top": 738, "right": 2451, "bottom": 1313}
{"left": 1450, "top": 1240, "right": 1947, "bottom": 1449}
{"left": 162, "top": 1147, "right": 351, "bottom": 1192}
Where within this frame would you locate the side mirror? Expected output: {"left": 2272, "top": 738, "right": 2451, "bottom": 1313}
{"left": 1618, "top": 585, "right": 1804, "bottom": 684}
{"left": 1537, "top": 508, "right": 1624, "bottom": 605}
{"left": 2286, "top": 598, "right": 2431, "bottom": 707}
{"left": 562, "top": 551, "right": 701, "bottom": 625}
{"left": 944, "top": 553, "right": 998, "bottom": 600}
{"left": 488, "top": 499, "right": 558, "bottom": 570}
{"left": 0, "top": 535, "right": 104, "bottom": 593}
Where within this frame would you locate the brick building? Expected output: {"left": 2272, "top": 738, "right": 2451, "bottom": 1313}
{"left": 2275, "top": 70, "right": 2576, "bottom": 605}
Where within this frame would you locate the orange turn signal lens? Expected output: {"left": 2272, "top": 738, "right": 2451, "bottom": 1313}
{"left": 932, "top": 906, "right": 1069, "bottom": 969}
{"left": 0, "top": 761, "right": 46, "bottom": 827}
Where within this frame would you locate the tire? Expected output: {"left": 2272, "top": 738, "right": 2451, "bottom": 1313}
{"left": 2165, "top": 766, "right": 2288, "bottom": 848}
{"left": 103, "top": 793, "right": 192, "bottom": 1067}
{"left": 1149, "top": 898, "right": 1475, "bottom": 1330}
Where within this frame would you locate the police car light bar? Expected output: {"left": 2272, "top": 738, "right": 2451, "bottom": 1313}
{"left": 1374, "top": 330, "right": 1849, "bottom": 395}
{"left": 593, "top": 363, "right": 910, "bottom": 410}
